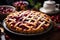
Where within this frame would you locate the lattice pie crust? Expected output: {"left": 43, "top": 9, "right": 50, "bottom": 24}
{"left": 5, "top": 10, "right": 51, "bottom": 34}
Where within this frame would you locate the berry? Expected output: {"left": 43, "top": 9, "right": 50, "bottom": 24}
{"left": 0, "top": 7, "right": 13, "bottom": 14}
{"left": 5, "top": 35, "right": 10, "bottom": 40}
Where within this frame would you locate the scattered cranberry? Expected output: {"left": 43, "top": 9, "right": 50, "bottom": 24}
{"left": 51, "top": 14, "right": 60, "bottom": 23}
{"left": 55, "top": 25, "right": 60, "bottom": 30}
{"left": 5, "top": 35, "right": 10, "bottom": 40}
{"left": 51, "top": 16, "right": 55, "bottom": 20}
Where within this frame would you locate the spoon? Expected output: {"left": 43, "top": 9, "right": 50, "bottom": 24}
{"left": 0, "top": 27, "right": 6, "bottom": 40}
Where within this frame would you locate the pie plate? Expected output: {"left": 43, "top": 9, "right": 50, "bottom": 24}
{"left": 3, "top": 21, "right": 53, "bottom": 36}
{"left": 39, "top": 7, "right": 59, "bottom": 14}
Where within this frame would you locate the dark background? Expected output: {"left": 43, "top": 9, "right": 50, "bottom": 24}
{"left": 0, "top": 0, "right": 60, "bottom": 5}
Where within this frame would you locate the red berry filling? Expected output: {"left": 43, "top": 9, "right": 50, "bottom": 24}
{"left": 18, "top": 24, "right": 29, "bottom": 30}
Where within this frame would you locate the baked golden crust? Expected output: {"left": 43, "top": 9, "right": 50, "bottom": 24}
{"left": 5, "top": 10, "right": 51, "bottom": 34}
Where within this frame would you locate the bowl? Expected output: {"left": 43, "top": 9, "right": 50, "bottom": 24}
{"left": 13, "top": 1, "right": 29, "bottom": 11}
{"left": 0, "top": 5, "right": 16, "bottom": 21}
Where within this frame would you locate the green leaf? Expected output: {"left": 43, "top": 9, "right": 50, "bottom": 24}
{"left": 28, "top": 0, "right": 35, "bottom": 6}
{"left": 34, "top": 2, "right": 41, "bottom": 9}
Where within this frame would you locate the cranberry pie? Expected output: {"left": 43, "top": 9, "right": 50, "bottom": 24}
{"left": 5, "top": 10, "right": 51, "bottom": 34}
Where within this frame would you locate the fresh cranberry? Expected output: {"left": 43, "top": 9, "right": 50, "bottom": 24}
{"left": 51, "top": 14, "right": 60, "bottom": 23}
{"left": 51, "top": 16, "right": 55, "bottom": 19}
{"left": 3, "top": 10, "right": 6, "bottom": 13}
{"left": 8, "top": 9, "right": 13, "bottom": 12}
{"left": 16, "top": 2, "right": 20, "bottom": 4}
{"left": 14, "top": 2, "right": 20, "bottom": 6}
{"left": 56, "top": 16, "right": 58, "bottom": 20}
{"left": 0, "top": 7, "right": 14, "bottom": 14}
{"left": 13, "top": 1, "right": 27, "bottom": 7}
{"left": 18, "top": 4, "right": 21, "bottom": 6}
{"left": 23, "top": 3, "right": 27, "bottom": 6}
{"left": 0, "top": 7, "right": 4, "bottom": 10}
{"left": 58, "top": 15, "right": 60, "bottom": 20}
{"left": 13, "top": 3, "right": 17, "bottom": 6}
{"left": 2, "top": 11, "right": 5, "bottom": 14}
{"left": 55, "top": 15, "right": 60, "bottom": 23}
{"left": 20, "top": 3, "right": 23, "bottom": 5}
{"left": 56, "top": 25, "right": 60, "bottom": 29}
{"left": 5, "top": 35, "right": 10, "bottom": 40}
{"left": 3, "top": 7, "right": 6, "bottom": 9}
{"left": 51, "top": 16, "right": 55, "bottom": 21}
